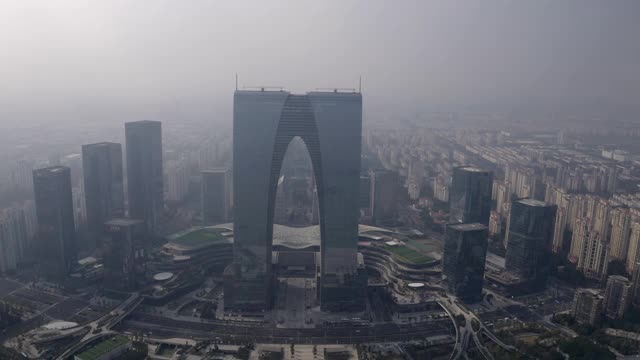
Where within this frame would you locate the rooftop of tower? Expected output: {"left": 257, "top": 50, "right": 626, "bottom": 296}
{"left": 82, "top": 141, "right": 120, "bottom": 147}
{"left": 105, "top": 218, "right": 143, "bottom": 227}
{"left": 517, "top": 198, "right": 552, "bottom": 207}
{"left": 235, "top": 87, "right": 360, "bottom": 95}
{"left": 125, "top": 120, "right": 161, "bottom": 126}
{"left": 448, "top": 222, "right": 487, "bottom": 231}
{"left": 34, "top": 165, "right": 68, "bottom": 174}
{"left": 457, "top": 166, "right": 487, "bottom": 173}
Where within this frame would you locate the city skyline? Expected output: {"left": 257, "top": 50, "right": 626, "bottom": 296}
{"left": 2, "top": 2, "right": 640, "bottom": 359}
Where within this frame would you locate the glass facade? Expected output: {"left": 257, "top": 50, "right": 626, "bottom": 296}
{"left": 228, "top": 90, "right": 363, "bottom": 311}
{"left": 82, "top": 142, "right": 124, "bottom": 248}
{"left": 201, "top": 169, "right": 231, "bottom": 225}
{"left": 449, "top": 166, "right": 492, "bottom": 225}
{"left": 505, "top": 198, "right": 556, "bottom": 285}
{"left": 443, "top": 223, "right": 488, "bottom": 302}
{"left": 125, "top": 120, "right": 163, "bottom": 238}
{"left": 33, "top": 166, "right": 76, "bottom": 282}
{"left": 103, "top": 218, "right": 146, "bottom": 290}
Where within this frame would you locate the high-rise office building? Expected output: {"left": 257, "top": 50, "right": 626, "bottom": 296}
{"left": 369, "top": 169, "right": 399, "bottom": 225}
{"left": 165, "top": 159, "right": 190, "bottom": 202}
{"left": 449, "top": 166, "right": 492, "bottom": 225}
{"left": 82, "top": 142, "right": 125, "bottom": 247}
{"left": 505, "top": 199, "right": 556, "bottom": 286}
{"left": 10, "top": 159, "right": 35, "bottom": 192}
{"left": 571, "top": 288, "right": 603, "bottom": 326}
{"left": 125, "top": 120, "right": 163, "bottom": 237}
{"left": 71, "top": 186, "right": 87, "bottom": 230}
{"left": 0, "top": 210, "right": 23, "bottom": 273}
{"left": 61, "top": 153, "right": 83, "bottom": 188}
{"left": 33, "top": 166, "right": 76, "bottom": 282}
{"left": 226, "top": 89, "right": 364, "bottom": 311}
{"left": 103, "top": 218, "right": 146, "bottom": 290}
{"left": 443, "top": 223, "right": 488, "bottom": 302}
{"left": 20, "top": 200, "right": 37, "bottom": 246}
{"left": 359, "top": 175, "right": 371, "bottom": 211}
{"left": 603, "top": 275, "right": 632, "bottom": 319}
{"left": 201, "top": 169, "right": 231, "bottom": 225}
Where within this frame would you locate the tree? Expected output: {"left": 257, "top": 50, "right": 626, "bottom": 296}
{"left": 607, "top": 260, "right": 628, "bottom": 277}
{"left": 559, "top": 337, "right": 616, "bottom": 360}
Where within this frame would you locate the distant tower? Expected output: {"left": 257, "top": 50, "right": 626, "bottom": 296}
{"left": 33, "top": 166, "right": 76, "bottom": 283}
{"left": 201, "top": 169, "right": 232, "bottom": 225}
{"left": 369, "top": 169, "right": 399, "bottom": 225}
{"left": 82, "top": 142, "right": 125, "bottom": 248}
{"left": 125, "top": 121, "right": 164, "bottom": 237}
{"left": 449, "top": 166, "right": 492, "bottom": 225}
{"left": 443, "top": 223, "right": 488, "bottom": 303}
{"left": 359, "top": 175, "right": 371, "bottom": 210}
{"left": 505, "top": 199, "right": 556, "bottom": 287}
{"left": 0, "top": 209, "right": 26, "bottom": 273}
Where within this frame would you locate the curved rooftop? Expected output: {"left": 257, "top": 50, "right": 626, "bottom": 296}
{"left": 43, "top": 321, "right": 78, "bottom": 330}
{"left": 208, "top": 223, "right": 396, "bottom": 250}
{"left": 153, "top": 272, "right": 174, "bottom": 281}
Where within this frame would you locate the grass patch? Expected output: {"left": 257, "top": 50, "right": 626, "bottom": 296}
{"left": 76, "top": 336, "right": 129, "bottom": 360}
{"left": 384, "top": 244, "right": 433, "bottom": 265}
{"left": 173, "top": 228, "right": 224, "bottom": 247}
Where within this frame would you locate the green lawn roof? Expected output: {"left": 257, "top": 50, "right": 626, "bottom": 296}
{"left": 76, "top": 336, "right": 129, "bottom": 360}
{"left": 384, "top": 244, "right": 434, "bottom": 265}
{"left": 172, "top": 228, "right": 224, "bottom": 247}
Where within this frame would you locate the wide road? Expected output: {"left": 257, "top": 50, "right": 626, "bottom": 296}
{"left": 116, "top": 313, "right": 453, "bottom": 344}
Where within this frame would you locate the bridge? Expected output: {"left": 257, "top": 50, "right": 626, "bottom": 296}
{"left": 52, "top": 293, "right": 142, "bottom": 360}
{"left": 438, "top": 294, "right": 515, "bottom": 360}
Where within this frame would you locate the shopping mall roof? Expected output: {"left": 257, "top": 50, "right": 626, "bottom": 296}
{"left": 75, "top": 336, "right": 129, "bottom": 360}
{"left": 165, "top": 227, "right": 231, "bottom": 251}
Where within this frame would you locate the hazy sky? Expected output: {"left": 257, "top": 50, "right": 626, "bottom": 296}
{"left": 2, "top": 0, "right": 639, "bottom": 125}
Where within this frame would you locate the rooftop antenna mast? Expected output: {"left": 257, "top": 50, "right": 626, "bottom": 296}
{"left": 235, "top": 74, "right": 238, "bottom": 91}
{"left": 359, "top": 76, "right": 362, "bottom": 93}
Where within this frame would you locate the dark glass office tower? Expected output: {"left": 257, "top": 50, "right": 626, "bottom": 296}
{"left": 449, "top": 166, "right": 492, "bottom": 225}
{"left": 103, "top": 218, "right": 146, "bottom": 290}
{"left": 33, "top": 166, "right": 76, "bottom": 282}
{"left": 82, "top": 142, "right": 124, "bottom": 247}
{"left": 359, "top": 175, "right": 371, "bottom": 210}
{"left": 226, "top": 89, "right": 364, "bottom": 311}
{"left": 505, "top": 198, "right": 556, "bottom": 285}
{"left": 125, "top": 120, "right": 163, "bottom": 238}
{"left": 201, "top": 169, "right": 231, "bottom": 225}
{"left": 443, "top": 223, "right": 488, "bottom": 302}
{"left": 369, "top": 169, "right": 399, "bottom": 225}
